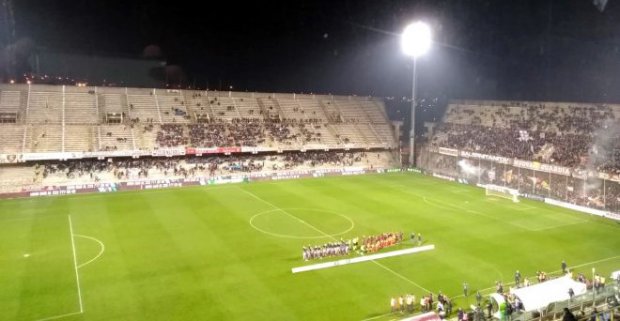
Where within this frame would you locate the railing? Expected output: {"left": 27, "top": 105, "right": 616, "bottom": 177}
{"left": 94, "top": 87, "right": 100, "bottom": 120}
{"left": 513, "top": 286, "right": 619, "bottom": 321}
{"left": 152, "top": 88, "right": 163, "bottom": 123}
{"left": 25, "top": 83, "right": 31, "bottom": 122}
{"left": 61, "top": 85, "right": 66, "bottom": 152}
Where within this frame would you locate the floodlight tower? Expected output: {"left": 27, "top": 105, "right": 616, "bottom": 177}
{"left": 401, "top": 21, "right": 431, "bottom": 167}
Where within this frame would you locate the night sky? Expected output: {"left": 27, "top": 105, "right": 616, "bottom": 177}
{"left": 7, "top": 0, "right": 620, "bottom": 106}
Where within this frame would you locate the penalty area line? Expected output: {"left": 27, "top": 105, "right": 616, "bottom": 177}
{"left": 35, "top": 311, "right": 83, "bottom": 321}
{"left": 68, "top": 215, "right": 84, "bottom": 313}
{"left": 34, "top": 216, "right": 86, "bottom": 321}
{"left": 75, "top": 234, "right": 105, "bottom": 269}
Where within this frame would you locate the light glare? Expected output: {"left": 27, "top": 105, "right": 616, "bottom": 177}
{"left": 401, "top": 22, "right": 432, "bottom": 57}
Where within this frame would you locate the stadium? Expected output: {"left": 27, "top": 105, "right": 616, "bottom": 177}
{"left": 0, "top": 1, "right": 619, "bottom": 321}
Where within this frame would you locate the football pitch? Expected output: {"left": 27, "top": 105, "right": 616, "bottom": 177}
{"left": 1, "top": 172, "right": 619, "bottom": 321}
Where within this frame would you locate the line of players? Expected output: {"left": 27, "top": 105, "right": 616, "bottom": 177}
{"left": 361, "top": 232, "right": 404, "bottom": 254}
{"left": 302, "top": 231, "right": 406, "bottom": 261}
{"left": 302, "top": 242, "right": 350, "bottom": 261}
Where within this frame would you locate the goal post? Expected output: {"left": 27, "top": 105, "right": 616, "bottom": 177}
{"left": 484, "top": 184, "right": 519, "bottom": 202}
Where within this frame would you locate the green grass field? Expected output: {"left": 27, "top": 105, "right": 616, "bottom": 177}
{"left": 1, "top": 172, "right": 619, "bottom": 321}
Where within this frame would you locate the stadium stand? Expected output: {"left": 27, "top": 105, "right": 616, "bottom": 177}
{"left": 0, "top": 84, "right": 398, "bottom": 195}
{"left": 183, "top": 90, "right": 211, "bottom": 122}
{"left": 297, "top": 97, "right": 330, "bottom": 122}
{"left": 64, "top": 87, "right": 98, "bottom": 124}
{"left": 0, "top": 124, "right": 25, "bottom": 153}
{"left": 99, "top": 90, "right": 125, "bottom": 115}
{"left": 430, "top": 101, "right": 618, "bottom": 169}
{"left": 64, "top": 125, "right": 95, "bottom": 152}
{"left": 155, "top": 89, "right": 191, "bottom": 123}
{"left": 127, "top": 88, "right": 161, "bottom": 123}
{"left": 231, "top": 96, "right": 260, "bottom": 119}
{"left": 29, "top": 125, "right": 63, "bottom": 153}
{"left": 209, "top": 95, "right": 241, "bottom": 121}
{"left": 421, "top": 100, "right": 620, "bottom": 213}
{"left": 0, "top": 90, "right": 23, "bottom": 122}
{"left": 97, "top": 125, "right": 135, "bottom": 151}
{"left": 26, "top": 86, "right": 63, "bottom": 124}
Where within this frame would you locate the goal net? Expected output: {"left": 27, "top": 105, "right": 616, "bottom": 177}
{"left": 484, "top": 184, "right": 519, "bottom": 202}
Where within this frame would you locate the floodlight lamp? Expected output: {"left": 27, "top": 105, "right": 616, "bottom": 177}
{"left": 401, "top": 22, "right": 432, "bottom": 58}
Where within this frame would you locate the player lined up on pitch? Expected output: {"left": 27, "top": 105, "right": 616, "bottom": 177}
{"left": 361, "top": 232, "right": 404, "bottom": 254}
{"left": 302, "top": 231, "right": 407, "bottom": 261}
{"left": 302, "top": 242, "right": 350, "bottom": 261}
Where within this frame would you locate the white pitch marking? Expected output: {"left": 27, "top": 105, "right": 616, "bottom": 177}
{"left": 370, "top": 260, "right": 431, "bottom": 293}
{"left": 68, "top": 215, "right": 84, "bottom": 313}
{"left": 33, "top": 219, "right": 87, "bottom": 321}
{"left": 249, "top": 208, "right": 355, "bottom": 239}
{"left": 239, "top": 188, "right": 330, "bottom": 237}
{"left": 239, "top": 187, "right": 429, "bottom": 293}
{"left": 35, "top": 311, "right": 83, "bottom": 321}
{"left": 75, "top": 234, "right": 105, "bottom": 269}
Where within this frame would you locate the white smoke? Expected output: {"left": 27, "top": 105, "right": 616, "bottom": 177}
{"left": 588, "top": 118, "right": 620, "bottom": 171}
{"left": 458, "top": 159, "right": 479, "bottom": 175}
{"left": 584, "top": 118, "right": 620, "bottom": 194}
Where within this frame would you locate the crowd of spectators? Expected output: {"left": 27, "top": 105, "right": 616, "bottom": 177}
{"left": 423, "top": 153, "right": 620, "bottom": 212}
{"left": 39, "top": 158, "right": 192, "bottom": 181}
{"left": 227, "top": 119, "right": 264, "bottom": 146}
{"left": 282, "top": 151, "right": 367, "bottom": 169}
{"left": 30, "top": 151, "right": 386, "bottom": 185}
{"left": 432, "top": 103, "right": 619, "bottom": 172}
{"left": 151, "top": 118, "right": 326, "bottom": 148}
{"left": 157, "top": 124, "right": 188, "bottom": 148}
{"left": 188, "top": 123, "right": 230, "bottom": 147}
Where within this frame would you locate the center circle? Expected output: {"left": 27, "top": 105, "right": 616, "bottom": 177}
{"left": 249, "top": 207, "right": 355, "bottom": 239}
